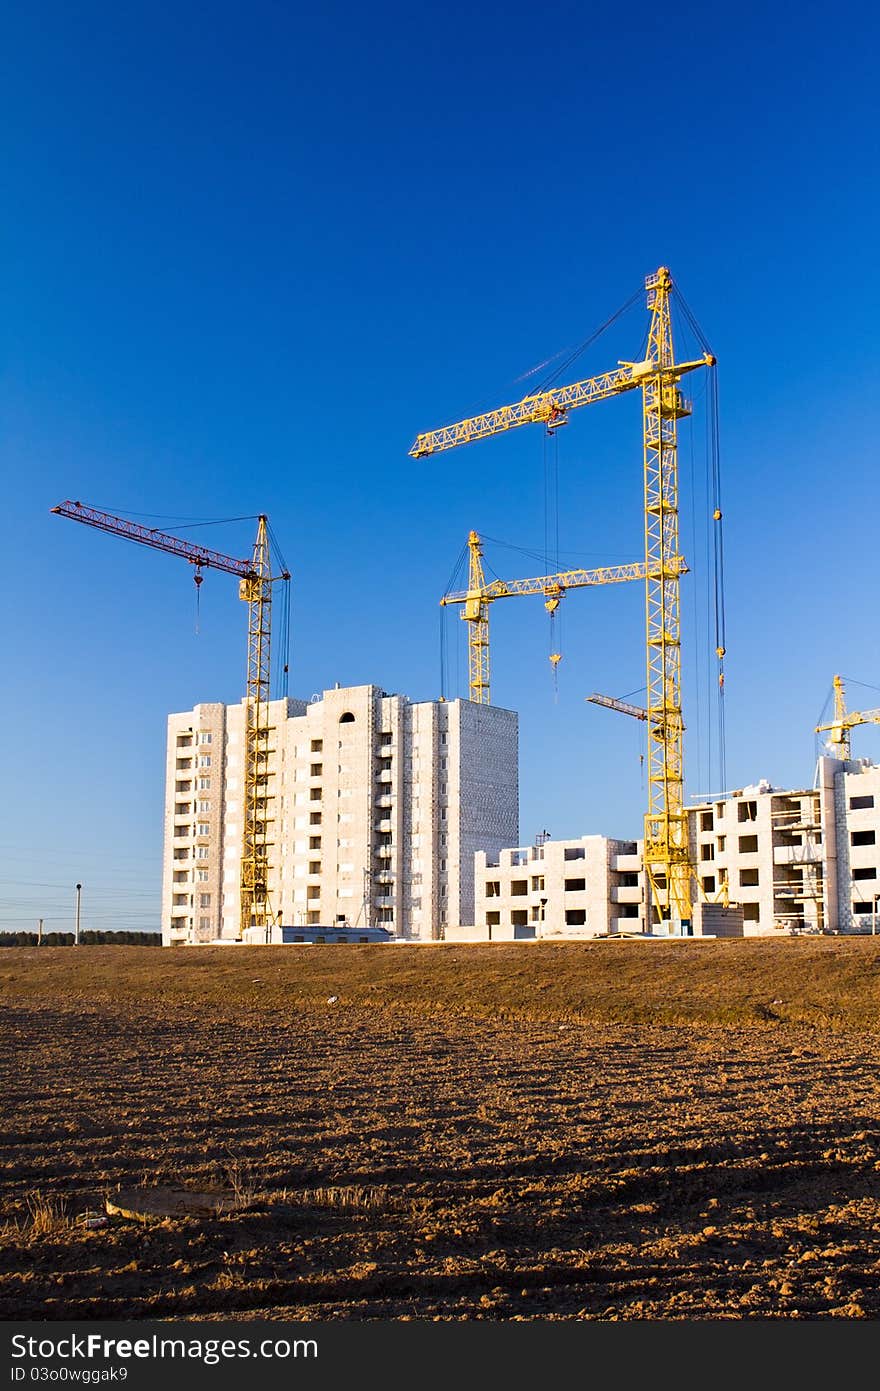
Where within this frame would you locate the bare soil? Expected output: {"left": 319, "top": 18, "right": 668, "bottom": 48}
{"left": 2, "top": 940, "right": 880, "bottom": 1321}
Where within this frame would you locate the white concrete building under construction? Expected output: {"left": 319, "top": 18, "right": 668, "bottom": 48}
{"left": 461, "top": 755, "right": 880, "bottom": 940}
{"left": 160, "top": 683, "right": 518, "bottom": 944}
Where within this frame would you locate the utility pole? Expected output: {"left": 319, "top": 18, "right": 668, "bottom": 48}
{"left": 361, "top": 867, "right": 372, "bottom": 930}
{"left": 74, "top": 883, "right": 82, "bottom": 945}
{"left": 37, "top": 918, "right": 43, "bottom": 946}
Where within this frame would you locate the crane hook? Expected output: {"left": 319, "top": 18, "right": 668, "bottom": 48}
{"left": 194, "top": 568, "right": 203, "bottom": 634}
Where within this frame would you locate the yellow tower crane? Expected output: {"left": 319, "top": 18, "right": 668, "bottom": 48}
{"left": 443, "top": 530, "right": 688, "bottom": 705}
{"left": 816, "top": 675, "right": 880, "bottom": 759}
{"left": 411, "top": 266, "right": 717, "bottom": 930}
{"left": 50, "top": 500, "right": 290, "bottom": 940}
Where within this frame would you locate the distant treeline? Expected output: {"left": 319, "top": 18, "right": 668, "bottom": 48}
{"left": 0, "top": 931, "right": 162, "bottom": 947}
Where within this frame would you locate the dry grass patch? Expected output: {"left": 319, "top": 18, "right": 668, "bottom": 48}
{"left": 304, "top": 1185, "right": 395, "bottom": 1212}
{"left": 21, "top": 1190, "right": 72, "bottom": 1236}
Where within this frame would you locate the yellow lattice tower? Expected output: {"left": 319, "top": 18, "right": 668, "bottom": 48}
{"left": 640, "top": 268, "right": 692, "bottom": 924}
{"left": 442, "top": 530, "right": 688, "bottom": 705}
{"left": 412, "top": 266, "right": 715, "bottom": 930}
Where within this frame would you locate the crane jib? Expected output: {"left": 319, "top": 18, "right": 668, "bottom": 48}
{"left": 50, "top": 500, "right": 258, "bottom": 578}
{"left": 409, "top": 354, "right": 712, "bottom": 459}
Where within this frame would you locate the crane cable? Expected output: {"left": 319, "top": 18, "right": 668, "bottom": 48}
{"left": 265, "top": 519, "right": 293, "bottom": 700}
{"left": 194, "top": 569, "right": 203, "bottom": 635}
{"left": 686, "top": 412, "right": 704, "bottom": 799}
{"left": 531, "top": 286, "right": 643, "bottom": 396}
{"left": 674, "top": 284, "right": 728, "bottom": 795}
{"left": 543, "top": 427, "right": 563, "bottom": 697}
{"left": 440, "top": 538, "right": 470, "bottom": 699}
{"left": 709, "top": 366, "right": 728, "bottom": 793}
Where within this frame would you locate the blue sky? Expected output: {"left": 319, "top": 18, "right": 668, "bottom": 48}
{"left": 2, "top": 0, "right": 877, "bottom": 933}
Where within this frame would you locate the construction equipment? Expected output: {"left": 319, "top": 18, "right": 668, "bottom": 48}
{"left": 51, "top": 499, "right": 290, "bottom": 939}
{"left": 443, "top": 531, "right": 687, "bottom": 706}
{"left": 816, "top": 675, "right": 880, "bottom": 759}
{"left": 412, "top": 266, "right": 717, "bottom": 930}
{"left": 586, "top": 692, "right": 648, "bottom": 722}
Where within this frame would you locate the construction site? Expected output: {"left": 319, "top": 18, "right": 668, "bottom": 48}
{"left": 50, "top": 266, "right": 879, "bottom": 948}
{"left": 6, "top": 4, "right": 879, "bottom": 1341}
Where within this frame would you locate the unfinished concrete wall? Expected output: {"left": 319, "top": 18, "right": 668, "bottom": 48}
{"left": 161, "top": 703, "right": 228, "bottom": 946}
{"left": 162, "top": 687, "right": 518, "bottom": 943}
{"left": 474, "top": 835, "right": 645, "bottom": 939}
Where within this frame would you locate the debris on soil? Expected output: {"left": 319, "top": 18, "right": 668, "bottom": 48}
{"left": 78, "top": 1211, "right": 107, "bottom": 1230}
{"left": 105, "top": 1187, "right": 238, "bottom": 1222}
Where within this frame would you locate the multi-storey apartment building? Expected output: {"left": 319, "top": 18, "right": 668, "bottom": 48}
{"left": 466, "top": 757, "right": 879, "bottom": 940}
{"left": 690, "top": 758, "right": 879, "bottom": 934}
{"left": 467, "top": 835, "right": 645, "bottom": 940}
{"left": 688, "top": 779, "right": 825, "bottom": 933}
{"left": 161, "top": 684, "right": 517, "bottom": 945}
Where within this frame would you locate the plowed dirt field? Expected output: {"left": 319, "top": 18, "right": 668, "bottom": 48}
{"left": 2, "top": 940, "right": 880, "bottom": 1320}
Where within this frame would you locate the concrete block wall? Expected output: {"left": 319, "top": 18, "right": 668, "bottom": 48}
{"left": 474, "top": 834, "right": 645, "bottom": 939}
{"left": 162, "top": 702, "right": 229, "bottom": 946}
{"left": 454, "top": 699, "right": 519, "bottom": 933}
{"left": 469, "top": 760, "right": 879, "bottom": 941}
{"left": 162, "top": 685, "right": 518, "bottom": 943}
{"left": 835, "top": 759, "right": 880, "bottom": 931}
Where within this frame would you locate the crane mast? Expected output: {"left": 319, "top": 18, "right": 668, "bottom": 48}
{"left": 641, "top": 267, "right": 691, "bottom": 925}
{"left": 457, "top": 530, "right": 491, "bottom": 704}
{"left": 412, "top": 267, "right": 715, "bottom": 931}
{"left": 51, "top": 500, "right": 287, "bottom": 941}
{"left": 239, "top": 516, "right": 274, "bottom": 938}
